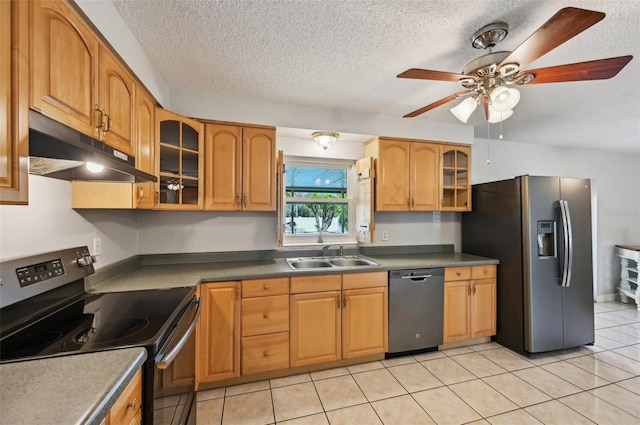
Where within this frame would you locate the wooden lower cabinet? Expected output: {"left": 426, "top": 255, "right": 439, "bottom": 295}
{"left": 290, "top": 272, "right": 388, "bottom": 367}
{"left": 241, "top": 277, "right": 290, "bottom": 375}
{"left": 196, "top": 281, "right": 241, "bottom": 386}
{"left": 290, "top": 290, "right": 342, "bottom": 367}
{"left": 197, "top": 272, "right": 388, "bottom": 386}
{"left": 342, "top": 286, "right": 388, "bottom": 358}
{"left": 101, "top": 369, "right": 143, "bottom": 425}
{"left": 443, "top": 265, "right": 496, "bottom": 343}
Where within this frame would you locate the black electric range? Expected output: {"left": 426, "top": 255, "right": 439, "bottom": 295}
{"left": 0, "top": 247, "right": 199, "bottom": 425}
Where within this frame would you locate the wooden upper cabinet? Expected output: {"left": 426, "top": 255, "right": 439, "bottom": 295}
{"left": 98, "top": 47, "right": 135, "bottom": 156}
{"left": 204, "top": 123, "right": 276, "bottom": 211}
{"left": 365, "top": 138, "right": 439, "bottom": 211}
{"left": 31, "top": 0, "right": 135, "bottom": 156}
{"left": 411, "top": 142, "right": 440, "bottom": 210}
{"left": 133, "top": 87, "right": 156, "bottom": 209}
{"left": 242, "top": 126, "right": 276, "bottom": 211}
{"left": 1, "top": 0, "right": 29, "bottom": 205}
{"left": 376, "top": 139, "right": 410, "bottom": 211}
{"left": 204, "top": 123, "right": 242, "bottom": 210}
{"left": 156, "top": 108, "right": 204, "bottom": 210}
{"left": 31, "top": 0, "right": 99, "bottom": 138}
{"left": 441, "top": 145, "right": 471, "bottom": 211}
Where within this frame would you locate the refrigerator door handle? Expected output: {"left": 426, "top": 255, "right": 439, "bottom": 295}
{"left": 563, "top": 200, "right": 574, "bottom": 287}
{"left": 556, "top": 200, "right": 570, "bottom": 287}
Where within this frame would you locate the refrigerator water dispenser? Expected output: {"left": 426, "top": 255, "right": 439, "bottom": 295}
{"left": 537, "top": 220, "right": 556, "bottom": 257}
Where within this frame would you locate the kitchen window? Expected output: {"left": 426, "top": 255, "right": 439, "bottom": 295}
{"left": 282, "top": 157, "right": 356, "bottom": 246}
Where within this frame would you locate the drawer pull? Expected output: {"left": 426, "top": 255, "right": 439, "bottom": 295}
{"left": 128, "top": 397, "right": 139, "bottom": 411}
{"left": 263, "top": 313, "right": 269, "bottom": 319}
{"left": 263, "top": 284, "right": 269, "bottom": 290}
{"left": 263, "top": 351, "right": 269, "bottom": 357}
{"left": 483, "top": 269, "right": 488, "bottom": 275}
{"left": 456, "top": 271, "right": 461, "bottom": 276}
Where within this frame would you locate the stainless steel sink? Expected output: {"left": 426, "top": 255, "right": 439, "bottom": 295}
{"left": 285, "top": 256, "right": 379, "bottom": 270}
{"left": 287, "top": 260, "right": 334, "bottom": 269}
{"left": 329, "top": 257, "right": 378, "bottom": 267}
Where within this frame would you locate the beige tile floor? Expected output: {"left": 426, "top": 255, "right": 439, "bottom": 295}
{"left": 196, "top": 301, "right": 640, "bottom": 425}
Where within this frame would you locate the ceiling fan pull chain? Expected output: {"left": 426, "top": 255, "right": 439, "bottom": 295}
{"left": 486, "top": 120, "right": 491, "bottom": 165}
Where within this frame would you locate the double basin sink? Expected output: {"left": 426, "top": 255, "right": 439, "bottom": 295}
{"left": 286, "top": 255, "right": 379, "bottom": 270}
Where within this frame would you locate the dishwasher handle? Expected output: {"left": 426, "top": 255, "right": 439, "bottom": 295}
{"left": 400, "top": 274, "right": 433, "bottom": 281}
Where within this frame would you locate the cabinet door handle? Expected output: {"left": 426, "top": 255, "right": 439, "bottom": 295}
{"left": 263, "top": 351, "right": 269, "bottom": 358}
{"left": 236, "top": 193, "right": 241, "bottom": 208}
{"left": 94, "top": 105, "right": 105, "bottom": 134}
{"left": 263, "top": 312, "right": 269, "bottom": 319}
{"left": 137, "top": 185, "right": 144, "bottom": 202}
{"left": 407, "top": 198, "right": 410, "bottom": 209}
{"left": 472, "top": 283, "right": 476, "bottom": 295}
{"left": 154, "top": 190, "right": 159, "bottom": 206}
{"left": 336, "top": 295, "right": 340, "bottom": 309}
{"left": 235, "top": 285, "right": 240, "bottom": 301}
{"left": 243, "top": 194, "right": 247, "bottom": 208}
{"left": 103, "top": 112, "right": 112, "bottom": 136}
{"left": 467, "top": 284, "right": 471, "bottom": 296}
{"left": 411, "top": 197, "right": 415, "bottom": 208}
{"left": 343, "top": 295, "right": 347, "bottom": 309}
{"left": 128, "top": 397, "right": 139, "bottom": 411}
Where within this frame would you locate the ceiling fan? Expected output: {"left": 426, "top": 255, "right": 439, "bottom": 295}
{"left": 398, "top": 7, "right": 633, "bottom": 123}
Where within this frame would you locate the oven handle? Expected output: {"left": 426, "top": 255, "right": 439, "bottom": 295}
{"left": 156, "top": 297, "right": 200, "bottom": 370}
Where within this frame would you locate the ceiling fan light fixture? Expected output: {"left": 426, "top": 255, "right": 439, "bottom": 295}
{"left": 450, "top": 97, "right": 478, "bottom": 123}
{"left": 488, "top": 107, "right": 514, "bottom": 123}
{"left": 490, "top": 86, "right": 520, "bottom": 112}
{"left": 312, "top": 131, "right": 339, "bottom": 150}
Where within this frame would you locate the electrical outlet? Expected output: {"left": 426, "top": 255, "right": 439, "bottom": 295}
{"left": 381, "top": 230, "right": 389, "bottom": 241}
{"left": 93, "top": 237, "right": 101, "bottom": 256}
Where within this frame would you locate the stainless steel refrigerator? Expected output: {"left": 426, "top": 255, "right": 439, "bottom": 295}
{"left": 462, "top": 175, "right": 594, "bottom": 354}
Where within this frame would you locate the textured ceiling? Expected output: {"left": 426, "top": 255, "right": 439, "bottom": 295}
{"left": 111, "top": 0, "right": 640, "bottom": 153}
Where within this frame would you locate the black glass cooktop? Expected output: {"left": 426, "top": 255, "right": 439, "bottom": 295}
{"left": 0, "top": 287, "right": 194, "bottom": 363}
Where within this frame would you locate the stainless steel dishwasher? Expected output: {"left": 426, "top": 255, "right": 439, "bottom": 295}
{"left": 387, "top": 268, "right": 444, "bottom": 356}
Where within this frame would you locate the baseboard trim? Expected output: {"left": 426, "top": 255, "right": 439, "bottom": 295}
{"left": 595, "top": 293, "right": 618, "bottom": 302}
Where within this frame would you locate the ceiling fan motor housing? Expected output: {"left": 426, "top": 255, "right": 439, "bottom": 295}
{"left": 471, "top": 22, "right": 509, "bottom": 49}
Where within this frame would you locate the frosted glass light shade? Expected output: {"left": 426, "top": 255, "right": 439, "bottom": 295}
{"left": 488, "top": 107, "right": 514, "bottom": 123}
{"left": 312, "top": 132, "right": 339, "bottom": 150}
{"left": 450, "top": 97, "right": 478, "bottom": 123}
{"left": 490, "top": 86, "right": 520, "bottom": 112}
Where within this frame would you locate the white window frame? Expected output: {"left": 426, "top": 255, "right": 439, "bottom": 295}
{"left": 282, "top": 156, "right": 356, "bottom": 246}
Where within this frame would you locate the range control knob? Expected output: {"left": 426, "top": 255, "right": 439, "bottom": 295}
{"left": 77, "top": 255, "right": 96, "bottom": 267}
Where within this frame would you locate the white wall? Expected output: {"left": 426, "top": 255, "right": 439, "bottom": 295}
{"left": 471, "top": 138, "right": 640, "bottom": 299}
{"left": 0, "top": 176, "right": 140, "bottom": 268}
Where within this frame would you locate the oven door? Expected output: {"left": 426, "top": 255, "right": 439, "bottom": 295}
{"left": 153, "top": 296, "right": 200, "bottom": 425}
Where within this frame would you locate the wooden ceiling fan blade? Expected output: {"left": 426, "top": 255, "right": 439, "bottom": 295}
{"left": 499, "top": 7, "right": 605, "bottom": 71}
{"left": 403, "top": 90, "right": 470, "bottom": 118}
{"left": 521, "top": 56, "right": 633, "bottom": 84}
{"left": 397, "top": 68, "right": 472, "bottom": 82}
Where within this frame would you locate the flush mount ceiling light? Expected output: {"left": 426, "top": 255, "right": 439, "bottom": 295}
{"left": 397, "top": 7, "right": 633, "bottom": 123}
{"left": 312, "top": 131, "right": 339, "bottom": 150}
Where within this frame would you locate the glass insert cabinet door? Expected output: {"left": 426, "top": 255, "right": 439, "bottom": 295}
{"left": 156, "top": 109, "right": 204, "bottom": 209}
{"left": 441, "top": 145, "right": 471, "bottom": 211}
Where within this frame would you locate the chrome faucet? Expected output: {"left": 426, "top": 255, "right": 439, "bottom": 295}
{"left": 339, "top": 245, "right": 344, "bottom": 257}
{"left": 321, "top": 245, "right": 331, "bottom": 257}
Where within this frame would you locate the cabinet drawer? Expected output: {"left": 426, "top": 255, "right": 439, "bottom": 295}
{"left": 290, "top": 274, "right": 342, "bottom": 293}
{"left": 242, "top": 277, "right": 289, "bottom": 298}
{"left": 445, "top": 266, "right": 471, "bottom": 281}
{"left": 242, "top": 332, "right": 289, "bottom": 375}
{"left": 342, "top": 271, "right": 387, "bottom": 290}
{"left": 242, "top": 295, "right": 289, "bottom": 336}
{"left": 471, "top": 265, "right": 496, "bottom": 280}
{"left": 110, "top": 369, "right": 142, "bottom": 425}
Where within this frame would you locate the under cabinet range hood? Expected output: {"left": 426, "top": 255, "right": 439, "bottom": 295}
{"left": 28, "top": 110, "right": 157, "bottom": 183}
